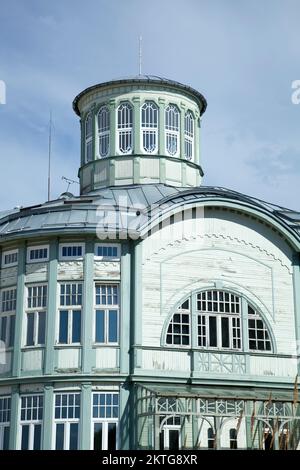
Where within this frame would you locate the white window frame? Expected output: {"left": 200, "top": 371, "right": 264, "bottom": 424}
{"left": 24, "top": 284, "right": 47, "bottom": 347}
{"left": 85, "top": 112, "right": 93, "bottom": 164}
{"left": 2, "top": 249, "right": 18, "bottom": 268}
{"left": 18, "top": 394, "right": 43, "bottom": 450}
{"left": 94, "top": 284, "right": 119, "bottom": 345}
{"left": 91, "top": 392, "right": 119, "bottom": 450}
{"left": 57, "top": 282, "right": 83, "bottom": 345}
{"left": 165, "top": 104, "right": 180, "bottom": 157}
{"left": 0, "top": 396, "right": 11, "bottom": 450}
{"left": 94, "top": 243, "right": 120, "bottom": 261}
{"left": 53, "top": 392, "right": 80, "bottom": 450}
{"left": 116, "top": 102, "right": 133, "bottom": 155}
{"left": 140, "top": 101, "right": 158, "bottom": 154}
{"left": 184, "top": 111, "right": 194, "bottom": 161}
{"left": 59, "top": 243, "right": 85, "bottom": 261}
{"left": 27, "top": 245, "right": 49, "bottom": 263}
{"left": 97, "top": 105, "right": 110, "bottom": 158}
{"left": 0, "top": 287, "right": 16, "bottom": 349}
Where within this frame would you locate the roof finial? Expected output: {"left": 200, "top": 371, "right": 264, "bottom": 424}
{"left": 139, "top": 35, "right": 142, "bottom": 76}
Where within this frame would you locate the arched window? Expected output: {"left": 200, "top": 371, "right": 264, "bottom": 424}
{"left": 248, "top": 305, "right": 271, "bottom": 351}
{"left": 141, "top": 101, "right": 158, "bottom": 153}
{"left": 97, "top": 106, "right": 110, "bottom": 157}
{"left": 165, "top": 104, "right": 179, "bottom": 156}
{"left": 85, "top": 113, "right": 93, "bottom": 163}
{"left": 117, "top": 102, "right": 133, "bottom": 154}
{"left": 166, "top": 299, "right": 190, "bottom": 346}
{"left": 165, "top": 290, "right": 272, "bottom": 352}
{"left": 184, "top": 111, "right": 194, "bottom": 160}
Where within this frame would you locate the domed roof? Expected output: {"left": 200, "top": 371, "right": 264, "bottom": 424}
{"left": 72, "top": 75, "right": 207, "bottom": 116}
{"left": 0, "top": 185, "right": 300, "bottom": 247}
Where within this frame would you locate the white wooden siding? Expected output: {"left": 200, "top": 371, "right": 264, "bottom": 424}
{"left": 56, "top": 348, "right": 81, "bottom": 369}
{"left": 22, "top": 349, "right": 43, "bottom": 371}
{"left": 94, "top": 347, "right": 119, "bottom": 369}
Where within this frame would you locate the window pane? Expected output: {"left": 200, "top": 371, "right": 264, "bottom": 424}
{"left": 107, "top": 423, "right": 117, "bottom": 450}
{"left": 59, "top": 311, "right": 68, "bottom": 343}
{"left": 94, "top": 423, "right": 103, "bottom": 450}
{"left": 21, "top": 425, "right": 29, "bottom": 450}
{"left": 95, "top": 310, "right": 105, "bottom": 342}
{"left": 3, "top": 426, "right": 9, "bottom": 450}
{"left": 26, "top": 313, "right": 35, "bottom": 346}
{"left": 9, "top": 316, "right": 15, "bottom": 347}
{"left": 72, "top": 311, "right": 81, "bottom": 343}
{"left": 0, "top": 317, "right": 7, "bottom": 342}
{"left": 108, "top": 310, "right": 118, "bottom": 343}
{"left": 69, "top": 423, "right": 79, "bottom": 450}
{"left": 33, "top": 424, "right": 42, "bottom": 450}
{"left": 221, "top": 317, "right": 230, "bottom": 348}
{"left": 56, "top": 423, "right": 64, "bottom": 450}
{"left": 38, "top": 312, "right": 46, "bottom": 345}
{"left": 209, "top": 317, "right": 217, "bottom": 347}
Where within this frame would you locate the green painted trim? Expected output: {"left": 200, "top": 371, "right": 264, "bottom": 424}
{"left": 133, "top": 97, "right": 141, "bottom": 154}
{"left": 81, "top": 239, "right": 94, "bottom": 374}
{"left": 44, "top": 239, "right": 58, "bottom": 375}
{"left": 133, "top": 156, "right": 140, "bottom": 185}
{"left": 131, "top": 242, "right": 142, "bottom": 369}
{"left": 80, "top": 382, "right": 92, "bottom": 449}
{"left": 158, "top": 98, "right": 165, "bottom": 155}
{"left": 9, "top": 385, "right": 19, "bottom": 449}
{"left": 42, "top": 383, "right": 54, "bottom": 449}
{"left": 180, "top": 103, "right": 185, "bottom": 159}
{"left": 119, "top": 383, "right": 130, "bottom": 449}
{"left": 159, "top": 158, "right": 166, "bottom": 184}
{"left": 12, "top": 242, "right": 26, "bottom": 377}
{"left": 195, "top": 115, "right": 200, "bottom": 166}
{"left": 109, "top": 99, "right": 116, "bottom": 156}
{"left": 109, "top": 157, "right": 115, "bottom": 186}
{"left": 120, "top": 243, "right": 131, "bottom": 375}
{"left": 245, "top": 400, "right": 253, "bottom": 449}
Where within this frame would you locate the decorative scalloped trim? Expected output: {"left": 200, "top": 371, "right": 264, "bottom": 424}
{"left": 143, "top": 233, "right": 292, "bottom": 272}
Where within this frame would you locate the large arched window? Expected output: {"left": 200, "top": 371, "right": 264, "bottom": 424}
{"left": 97, "top": 106, "right": 110, "bottom": 157}
{"left": 165, "top": 290, "right": 272, "bottom": 352}
{"left": 184, "top": 111, "right": 194, "bottom": 160}
{"left": 117, "top": 102, "right": 133, "bottom": 154}
{"left": 141, "top": 101, "right": 158, "bottom": 153}
{"left": 165, "top": 104, "right": 179, "bottom": 156}
{"left": 85, "top": 113, "right": 93, "bottom": 163}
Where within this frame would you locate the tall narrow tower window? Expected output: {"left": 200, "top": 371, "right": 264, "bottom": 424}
{"left": 85, "top": 113, "right": 93, "bottom": 163}
{"left": 165, "top": 104, "right": 180, "bottom": 157}
{"left": 117, "top": 103, "right": 133, "bottom": 154}
{"left": 141, "top": 101, "right": 158, "bottom": 153}
{"left": 98, "top": 106, "right": 110, "bottom": 157}
{"left": 184, "top": 111, "right": 194, "bottom": 160}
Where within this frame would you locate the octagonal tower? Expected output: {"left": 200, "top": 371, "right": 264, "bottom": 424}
{"left": 73, "top": 76, "right": 207, "bottom": 194}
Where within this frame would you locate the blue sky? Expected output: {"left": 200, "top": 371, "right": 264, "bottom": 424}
{"left": 0, "top": 0, "right": 300, "bottom": 210}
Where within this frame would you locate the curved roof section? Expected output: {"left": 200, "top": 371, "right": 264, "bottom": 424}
{"left": 0, "top": 184, "right": 300, "bottom": 247}
{"left": 73, "top": 75, "right": 207, "bottom": 116}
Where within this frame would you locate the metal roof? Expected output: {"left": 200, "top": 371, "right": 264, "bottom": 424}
{"left": 0, "top": 184, "right": 300, "bottom": 243}
{"left": 72, "top": 75, "right": 207, "bottom": 116}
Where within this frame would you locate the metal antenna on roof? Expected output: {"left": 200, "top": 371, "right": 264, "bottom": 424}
{"left": 62, "top": 176, "right": 79, "bottom": 193}
{"left": 47, "top": 110, "right": 52, "bottom": 201}
{"left": 139, "top": 35, "right": 142, "bottom": 76}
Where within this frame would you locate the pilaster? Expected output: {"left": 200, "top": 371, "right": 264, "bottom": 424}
{"left": 44, "top": 239, "right": 58, "bottom": 375}
{"left": 82, "top": 239, "right": 94, "bottom": 374}
{"left": 12, "top": 242, "right": 26, "bottom": 377}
